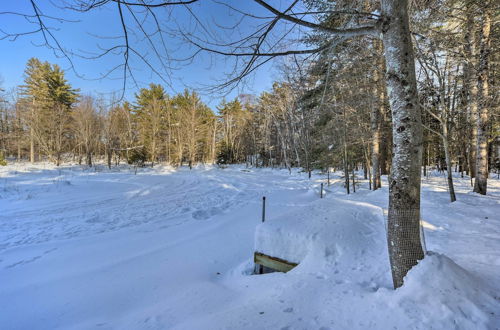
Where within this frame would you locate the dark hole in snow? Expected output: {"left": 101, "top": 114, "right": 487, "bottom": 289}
{"left": 253, "top": 264, "right": 278, "bottom": 275}
{"left": 253, "top": 252, "right": 298, "bottom": 275}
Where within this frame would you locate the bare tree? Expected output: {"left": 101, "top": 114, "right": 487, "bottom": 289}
{"left": 6, "top": 0, "right": 428, "bottom": 288}
{"left": 73, "top": 95, "right": 101, "bottom": 167}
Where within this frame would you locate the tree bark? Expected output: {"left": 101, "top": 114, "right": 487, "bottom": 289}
{"left": 436, "top": 58, "right": 457, "bottom": 202}
{"left": 473, "top": 8, "right": 491, "bottom": 195}
{"left": 30, "top": 100, "right": 35, "bottom": 163}
{"left": 352, "top": 164, "right": 356, "bottom": 193}
{"left": 107, "top": 149, "right": 112, "bottom": 169}
{"left": 30, "top": 127, "right": 35, "bottom": 163}
{"left": 343, "top": 107, "right": 350, "bottom": 194}
{"left": 381, "top": 0, "right": 424, "bottom": 289}
{"left": 87, "top": 152, "right": 92, "bottom": 167}
{"left": 442, "top": 127, "right": 456, "bottom": 202}
{"left": 464, "top": 1, "right": 478, "bottom": 180}
{"left": 371, "top": 50, "right": 384, "bottom": 190}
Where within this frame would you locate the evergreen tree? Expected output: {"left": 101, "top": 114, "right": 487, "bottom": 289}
{"left": 21, "top": 58, "right": 78, "bottom": 165}
{"left": 134, "top": 83, "right": 168, "bottom": 165}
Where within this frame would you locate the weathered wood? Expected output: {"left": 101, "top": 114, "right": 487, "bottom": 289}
{"left": 254, "top": 252, "right": 298, "bottom": 273}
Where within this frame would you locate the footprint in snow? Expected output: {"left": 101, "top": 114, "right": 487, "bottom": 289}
{"left": 5, "top": 255, "right": 42, "bottom": 269}
{"left": 192, "top": 206, "right": 222, "bottom": 220}
{"left": 192, "top": 210, "right": 210, "bottom": 220}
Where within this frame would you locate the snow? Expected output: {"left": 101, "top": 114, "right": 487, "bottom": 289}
{"left": 0, "top": 163, "right": 499, "bottom": 329}
{"left": 255, "top": 198, "right": 386, "bottom": 266}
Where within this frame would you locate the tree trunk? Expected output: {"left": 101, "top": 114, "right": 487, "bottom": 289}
{"left": 30, "top": 127, "right": 35, "bottom": 163}
{"left": 379, "top": 104, "right": 391, "bottom": 176}
{"left": 87, "top": 151, "right": 92, "bottom": 167}
{"left": 363, "top": 145, "right": 372, "bottom": 190}
{"left": 211, "top": 121, "right": 217, "bottom": 164}
{"left": 464, "top": 2, "right": 478, "bottom": 180}
{"left": 423, "top": 141, "right": 427, "bottom": 177}
{"left": 438, "top": 64, "right": 456, "bottom": 202}
{"left": 473, "top": 8, "right": 491, "bottom": 195}
{"left": 371, "top": 57, "right": 383, "bottom": 190}
{"left": 343, "top": 108, "right": 350, "bottom": 194}
{"left": 442, "top": 130, "right": 456, "bottom": 202}
{"left": 382, "top": 0, "right": 424, "bottom": 289}
{"left": 352, "top": 164, "right": 356, "bottom": 193}
{"left": 151, "top": 136, "right": 156, "bottom": 167}
{"left": 30, "top": 100, "right": 35, "bottom": 163}
{"left": 107, "top": 149, "right": 112, "bottom": 169}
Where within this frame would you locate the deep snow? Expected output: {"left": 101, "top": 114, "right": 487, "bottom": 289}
{"left": 0, "top": 163, "right": 499, "bottom": 329}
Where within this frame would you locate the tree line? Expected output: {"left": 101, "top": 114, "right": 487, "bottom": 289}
{"left": 1, "top": 16, "right": 498, "bottom": 185}
{"left": 0, "top": 58, "right": 217, "bottom": 168}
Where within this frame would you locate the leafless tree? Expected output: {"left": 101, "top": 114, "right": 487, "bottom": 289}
{"left": 2, "top": 0, "right": 443, "bottom": 288}
{"left": 73, "top": 95, "right": 101, "bottom": 166}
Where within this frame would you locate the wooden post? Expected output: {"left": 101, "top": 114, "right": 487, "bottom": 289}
{"left": 320, "top": 183, "right": 323, "bottom": 198}
{"left": 259, "top": 196, "right": 266, "bottom": 274}
{"left": 262, "top": 196, "right": 266, "bottom": 223}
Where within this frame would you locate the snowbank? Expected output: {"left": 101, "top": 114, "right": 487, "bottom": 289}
{"left": 250, "top": 197, "right": 499, "bottom": 329}
{"left": 383, "top": 252, "right": 499, "bottom": 329}
{"left": 255, "top": 197, "right": 386, "bottom": 269}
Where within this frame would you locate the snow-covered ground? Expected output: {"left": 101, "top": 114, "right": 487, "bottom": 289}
{"left": 0, "top": 163, "right": 499, "bottom": 329}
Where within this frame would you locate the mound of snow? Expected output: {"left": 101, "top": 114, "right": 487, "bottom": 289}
{"left": 255, "top": 197, "right": 387, "bottom": 273}
{"left": 251, "top": 198, "right": 499, "bottom": 329}
{"left": 384, "top": 252, "right": 499, "bottom": 329}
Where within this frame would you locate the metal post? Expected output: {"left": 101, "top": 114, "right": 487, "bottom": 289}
{"left": 327, "top": 170, "right": 330, "bottom": 186}
{"left": 262, "top": 196, "right": 266, "bottom": 223}
{"left": 320, "top": 183, "right": 323, "bottom": 198}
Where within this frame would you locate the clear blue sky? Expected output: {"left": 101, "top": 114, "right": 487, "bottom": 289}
{"left": 0, "top": 1, "right": 293, "bottom": 108}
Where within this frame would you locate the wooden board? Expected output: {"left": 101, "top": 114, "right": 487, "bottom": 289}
{"left": 254, "top": 252, "right": 298, "bottom": 273}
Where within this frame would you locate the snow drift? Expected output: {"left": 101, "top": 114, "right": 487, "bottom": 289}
{"left": 0, "top": 164, "right": 498, "bottom": 329}
{"left": 247, "top": 197, "right": 499, "bottom": 330}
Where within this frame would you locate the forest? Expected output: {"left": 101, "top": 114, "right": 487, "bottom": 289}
{"left": 1, "top": 1, "right": 498, "bottom": 194}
